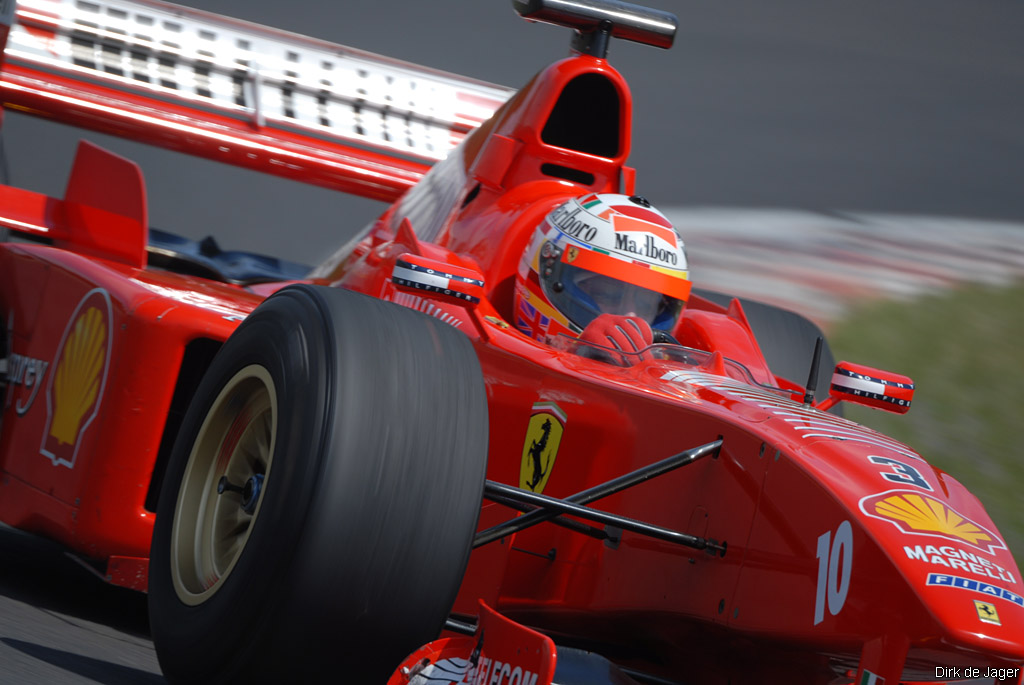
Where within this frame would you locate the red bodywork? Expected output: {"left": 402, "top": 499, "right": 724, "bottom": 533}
{"left": 0, "top": 1, "right": 1021, "bottom": 683}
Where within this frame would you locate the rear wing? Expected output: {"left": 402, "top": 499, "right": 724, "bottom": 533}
{"left": 0, "top": 0, "right": 515, "bottom": 201}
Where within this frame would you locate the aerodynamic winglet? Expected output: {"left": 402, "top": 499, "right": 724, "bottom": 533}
{"left": 512, "top": 0, "right": 677, "bottom": 56}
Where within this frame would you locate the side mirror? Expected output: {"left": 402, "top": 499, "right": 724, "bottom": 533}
{"left": 825, "top": 361, "right": 914, "bottom": 414}
{"left": 391, "top": 253, "right": 485, "bottom": 308}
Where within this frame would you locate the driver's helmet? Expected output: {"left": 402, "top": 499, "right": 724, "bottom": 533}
{"left": 514, "top": 193, "right": 691, "bottom": 342}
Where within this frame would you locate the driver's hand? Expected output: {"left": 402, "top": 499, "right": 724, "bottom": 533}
{"left": 579, "top": 314, "right": 653, "bottom": 359}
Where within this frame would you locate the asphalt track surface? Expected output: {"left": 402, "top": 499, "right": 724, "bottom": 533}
{"left": 2, "top": 0, "right": 1024, "bottom": 683}
{"left": 0, "top": 524, "right": 162, "bottom": 683}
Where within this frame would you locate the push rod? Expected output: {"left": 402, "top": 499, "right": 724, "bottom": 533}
{"left": 482, "top": 480, "right": 725, "bottom": 554}
{"left": 443, "top": 617, "right": 477, "bottom": 636}
{"left": 474, "top": 438, "right": 721, "bottom": 547}
{"left": 484, "top": 491, "right": 614, "bottom": 542}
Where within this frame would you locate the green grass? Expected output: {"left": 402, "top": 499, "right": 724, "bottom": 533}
{"left": 828, "top": 281, "right": 1024, "bottom": 569}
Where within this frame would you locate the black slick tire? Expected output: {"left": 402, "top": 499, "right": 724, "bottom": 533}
{"left": 148, "top": 284, "right": 489, "bottom": 683}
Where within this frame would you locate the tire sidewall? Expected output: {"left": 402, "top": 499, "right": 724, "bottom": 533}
{"left": 149, "top": 285, "right": 489, "bottom": 683}
{"left": 149, "top": 289, "right": 333, "bottom": 682}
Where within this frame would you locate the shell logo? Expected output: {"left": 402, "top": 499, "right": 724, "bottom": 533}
{"left": 41, "top": 289, "right": 113, "bottom": 468}
{"left": 860, "top": 490, "right": 1007, "bottom": 555}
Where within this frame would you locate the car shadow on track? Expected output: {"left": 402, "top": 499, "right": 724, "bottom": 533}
{"left": 0, "top": 524, "right": 150, "bottom": 636}
{"left": 1, "top": 639, "right": 165, "bottom": 685}
{"left": 0, "top": 524, "right": 164, "bottom": 683}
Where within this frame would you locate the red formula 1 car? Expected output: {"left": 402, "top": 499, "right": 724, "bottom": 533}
{"left": 1, "top": 0, "right": 1022, "bottom": 683}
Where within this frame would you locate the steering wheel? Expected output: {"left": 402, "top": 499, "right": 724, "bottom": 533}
{"left": 652, "top": 329, "right": 680, "bottom": 345}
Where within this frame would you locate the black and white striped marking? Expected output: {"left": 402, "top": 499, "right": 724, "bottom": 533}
{"left": 392, "top": 259, "right": 483, "bottom": 303}
{"left": 8, "top": 0, "right": 513, "bottom": 160}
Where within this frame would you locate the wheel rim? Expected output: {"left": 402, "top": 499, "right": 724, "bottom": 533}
{"left": 171, "top": 364, "right": 277, "bottom": 606}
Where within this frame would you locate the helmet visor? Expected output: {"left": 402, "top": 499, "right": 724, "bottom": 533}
{"left": 544, "top": 261, "right": 685, "bottom": 332}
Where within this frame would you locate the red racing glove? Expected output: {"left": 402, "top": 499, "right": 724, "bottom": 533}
{"left": 579, "top": 314, "right": 654, "bottom": 360}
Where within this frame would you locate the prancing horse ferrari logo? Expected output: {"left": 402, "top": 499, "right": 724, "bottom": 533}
{"left": 974, "top": 600, "right": 1001, "bottom": 625}
{"left": 519, "top": 402, "right": 566, "bottom": 494}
